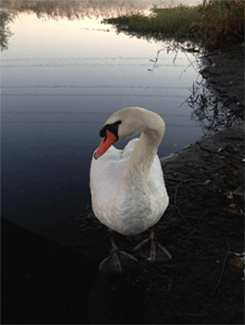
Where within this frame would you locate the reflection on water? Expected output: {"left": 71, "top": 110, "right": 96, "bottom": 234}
{"left": 0, "top": 0, "right": 202, "bottom": 49}
{"left": 1, "top": 0, "right": 150, "bottom": 19}
{"left": 147, "top": 39, "right": 201, "bottom": 74}
{"left": 1, "top": 0, "right": 202, "bottom": 16}
{"left": 187, "top": 76, "right": 242, "bottom": 133}
{"left": 2, "top": 0, "right": 204, "bottom": 245}
{"left": 0, "top": 11, "right": 13, "bottom": 50}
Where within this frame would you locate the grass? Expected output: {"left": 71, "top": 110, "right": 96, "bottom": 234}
{"left": 199, "top": 0, "right": 245, "bottom": 50}
{"left": 104, "top": 0, "right": 245, "bottom": 51}
{"left": 104, "top": 6, "right": 201, "bottom": 41}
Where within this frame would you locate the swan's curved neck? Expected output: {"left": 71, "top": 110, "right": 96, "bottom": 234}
{"left": 123, "top": 125, "right": 164, "bottom": 188}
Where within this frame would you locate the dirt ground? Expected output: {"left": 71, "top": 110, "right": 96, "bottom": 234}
{"left": 200, "top": 45, "right": 244, "bottom": 119}
{"left": 2, "top": 45, "right": 244, "bottom": 324}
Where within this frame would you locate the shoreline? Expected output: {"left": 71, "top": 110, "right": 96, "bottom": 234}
{"left": 200, "top": 45, "right": 244, "bottom": 119}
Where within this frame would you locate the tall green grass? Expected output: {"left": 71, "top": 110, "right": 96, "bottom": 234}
{"left": 104, "top": 6, "right": 202, "bottom": 41}
{"left": 104, "top": 0, "right": 245, "bottom": 51}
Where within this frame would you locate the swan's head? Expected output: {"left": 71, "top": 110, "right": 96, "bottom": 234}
{"left": 94, "top": 107, "right": 165, "bottom": 159}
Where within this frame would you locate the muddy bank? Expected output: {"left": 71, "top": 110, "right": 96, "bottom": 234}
{"left": 200, "top": 45, "right": 244, "bottom": 119}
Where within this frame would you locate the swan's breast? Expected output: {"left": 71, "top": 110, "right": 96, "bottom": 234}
{"left": 90, "top": 138, "right": 169, "bottom": 236}
{"left": 90, "top": 139, "right": 138, "bottom": 226}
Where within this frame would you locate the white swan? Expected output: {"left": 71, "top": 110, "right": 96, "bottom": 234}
{"left": 90, "top": 107, "right": 171, "bottom": 271}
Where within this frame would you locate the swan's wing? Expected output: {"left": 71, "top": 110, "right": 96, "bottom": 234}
{"left": 148, "top": 154, "right": 168, "bottom": 203}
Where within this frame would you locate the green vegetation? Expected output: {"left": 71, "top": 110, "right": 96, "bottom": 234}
{"left": 104, "top": 0, "right": 244, "bottom": 51}
{"left": 104, "top": 6, "right": 201, "bottom": 40}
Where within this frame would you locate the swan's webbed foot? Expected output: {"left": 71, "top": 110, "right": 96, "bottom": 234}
{"left": 99, "top": 232, "right": 138, "bottom": 273}
{"left": 133, "top": 228, "right": 172, "bottom": 263}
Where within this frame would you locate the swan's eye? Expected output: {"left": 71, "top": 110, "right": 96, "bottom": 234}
{"left": 99, "top": 120, "right": 122, "bottom": 138}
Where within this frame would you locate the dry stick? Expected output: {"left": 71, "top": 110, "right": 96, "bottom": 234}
{"left": 174, "top": 179, "right": 193, "bottom": 223}
{"left": 199, "top": 143, "right": 241, "bottom": 159}
{"left": 212, "top": 238, "right": 230, "bottom": 297}
{"left": 165, "top": 177, "right": 186, "bottom": 183}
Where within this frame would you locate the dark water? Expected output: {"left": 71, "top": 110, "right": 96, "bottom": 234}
{"left": 1, "top": 1, "right": 204, "bottom": 245}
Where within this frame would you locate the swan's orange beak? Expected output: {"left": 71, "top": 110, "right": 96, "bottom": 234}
{"left": 94, "top": 129, "right": 117, "bottom": 159}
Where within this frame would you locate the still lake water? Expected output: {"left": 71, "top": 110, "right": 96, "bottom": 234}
{"left": 2, "top": 2, "right": 204, "bottom": 245}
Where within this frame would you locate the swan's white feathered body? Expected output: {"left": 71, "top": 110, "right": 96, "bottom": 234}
{"left": 90, "top": 107, "right": 169, "bottom": 236}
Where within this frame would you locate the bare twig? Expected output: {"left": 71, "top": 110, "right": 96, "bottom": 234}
{"left": 198, "top": 143, "right": 241, "bottom": 159}
{"left": 212, "top": 238, "right": 230, "bottom": 297}
{"left": 165, "top": 177, "right": 185, "bottom": 183}
{"left": 149, "top": 47, "right": 165, "bottom": 73}
{"left": 174, "top": 179, "right": 193, "bottom": 223}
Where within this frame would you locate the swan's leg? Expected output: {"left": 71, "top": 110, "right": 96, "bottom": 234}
{"left": 99, "top": 231, "right": 138, "bottom": 273}
{"left": 133, "top": 228, "right": 172, "bottom": 262}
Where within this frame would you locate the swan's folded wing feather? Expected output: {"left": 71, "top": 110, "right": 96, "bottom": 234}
{"left": 148, "top": 155, "right": 168, "bottom": 202}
